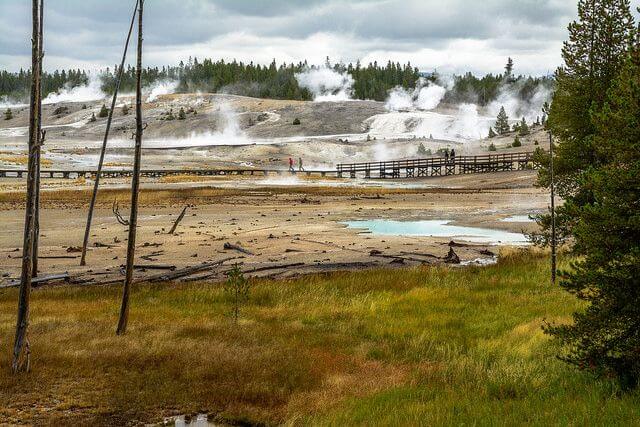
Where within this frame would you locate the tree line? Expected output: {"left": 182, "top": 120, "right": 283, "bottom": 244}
{"left": 1, "top": 57, "right": 551, "bottom": 104}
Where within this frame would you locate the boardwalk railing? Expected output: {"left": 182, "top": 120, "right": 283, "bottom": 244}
{"left": 336, "top": 151, "right": 539, "bottom": 179}
{"left": 0, "top": 151, "right": 541, "bottom": 181}
{"left": 0, "top": 168, "right": 336, "bottom": 180}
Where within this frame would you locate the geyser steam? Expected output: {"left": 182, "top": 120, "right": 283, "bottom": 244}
{"left": 385, "top": 78, "right": 447, "bottom": 112}
{"left": 295, "top": 67, "right": 354, "bottom": 102}
{"left": 43, "top": 73, "right": 106, "bottom": 104}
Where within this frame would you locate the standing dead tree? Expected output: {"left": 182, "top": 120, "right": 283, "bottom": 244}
{"left": 116, "top": 0, "right": 144, "bottom": 335}
{"left": 80, "top": 0, "right": 139, "bottom": 266}
{"left": 13, "top": 0, "right": 43, "bottom": 373}
{"left": 549, "top": 132, "right": 557, "bottom": 285}
{"left": 32, "top": 0, "right": 44, "bottom": 278}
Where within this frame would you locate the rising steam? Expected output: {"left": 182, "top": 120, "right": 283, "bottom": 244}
{"left": 385, "top": 78, "right": 447, "bottom": 112}
{"left": 295, "top": 67, "right": 354, "bottom": 102}
{"left": 43, "top": 73, "right": 106, "bottom": 104}
{"left": 147, "top": 80, "right": 180, "bottom": 102}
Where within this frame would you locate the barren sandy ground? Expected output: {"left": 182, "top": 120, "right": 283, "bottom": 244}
{"left": 0, "top": 170, "right": 547, "bottom": 287}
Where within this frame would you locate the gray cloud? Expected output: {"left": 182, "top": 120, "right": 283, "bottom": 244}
{"left": 0, "top": 0, "right": 588, "bottom": 75}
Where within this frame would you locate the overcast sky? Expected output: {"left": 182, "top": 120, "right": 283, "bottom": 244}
{"left": 0, "top": 0, "right": 600, "bottom": 76}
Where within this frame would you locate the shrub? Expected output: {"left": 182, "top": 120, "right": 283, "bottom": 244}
{"left": 98, "top": 104, "right": 109, "bottom": 118}
{"left": 292, "top": 118, "right": 301, "bottom": 125}
{"left": 224, "top": 264, "right": 251, "bottom": 323}
{"left": 512, "top": 136, "right": 522, "bottom": 147}
{"left": 488, "top": 143, "right": 497, "bottom": 151}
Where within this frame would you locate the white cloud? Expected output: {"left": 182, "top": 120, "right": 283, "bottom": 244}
{"left": 0, "top": 0, "right": 588, "bottom": 75}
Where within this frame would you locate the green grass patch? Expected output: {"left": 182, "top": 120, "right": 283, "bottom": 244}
{"left": 0, "top": 251, "right": 638, "bottom": 424}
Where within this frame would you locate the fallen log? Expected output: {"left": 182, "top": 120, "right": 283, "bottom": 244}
{"left": 223, "top": 242, "right": 254, "bottom": 255}
{"left": 133, "top": 264, "right": 176, "bottom": 271}
{"left": 2, "top": 273, "right": 70, "bottom": 289}
{"left": 399, "top": 251, "right": 440, "bottom": 259}
{"left": 370, "top": 253, "right": 434, "bottom": 264}
{"left": 145, "top": 257, "right": 237, "bottom": 282}
{"left": 178, "top": 262, "right": 306, "bottom": 283}
{"left": 39, "top": 255, "right": 79, "bottom": 260}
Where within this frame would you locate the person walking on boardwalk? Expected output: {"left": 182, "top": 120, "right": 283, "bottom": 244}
{"left": 298, "top": 157, "right": 305, "bottom": 172}
{"left": 444, "top": 149, "right": 449, "bottom": 163}
{"left": 450, "top": 149, "right": 456, "bottom": 163}
{"left": 288, "top": 157, "right": 295, "bottom": 172}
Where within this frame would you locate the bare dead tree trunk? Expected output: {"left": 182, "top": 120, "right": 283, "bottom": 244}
{"left": 13, "top": 0, "right": 42, "bottom": 373}
{"left": 80, "top": 0, "right": 139, "bottom": 266}
{"left": 549, "top": 132, "right": 557, "bottom": 285}
{"left": 117, "top": 0, "right": 144, "bottom": 335}
{"left": 32, "top": 0, "right": 44, "bottom": 278}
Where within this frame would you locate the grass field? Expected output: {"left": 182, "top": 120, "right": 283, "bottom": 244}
{"left": 1, "top": 250, "right": 638, "bottom": 425}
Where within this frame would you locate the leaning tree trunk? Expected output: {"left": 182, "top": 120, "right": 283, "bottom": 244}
{"left": 116, "top": 0, "right": 144, "bottom": 335}
{"left": 80, "top": 0, "right": 139, "bottom": 266}
{"left": 13, "top": 0, "right": 42, "bottom": 373}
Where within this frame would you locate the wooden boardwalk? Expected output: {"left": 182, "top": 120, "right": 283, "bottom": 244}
{"left": 336, "top": 152, "right": 538, "bottom": 179}
{"left": 0, "top": 151, "right": 539, "bottom": 181}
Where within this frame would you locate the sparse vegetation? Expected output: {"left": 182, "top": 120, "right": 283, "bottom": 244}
{"left": 518, "top": 117, "right": 530, "bottom": 136}
{"left": 98, "top": 104, "right": 108, "bottom": 118}
{"left": 488, "top": 142, "right": 497, "bottom": 151}
{"left": 292, "top": 117, "right": 301, "bottom": 125}
{"left": 417, "top": 142, "right": 430, "bottom": 156}
{"left": 488, "top": 127, "right": 496, "bottom": 138}
{"left": 512, "top": 135, "right": 522, "bottom": 147}
{"left": 178, "top": 107, "right": 186, "bottom": 120}
{"left": 88, "top": 112, "right": 96, "bottom": 122}
{"left": 494, "top": 106, "right": 510, "bottom": 135}
{"left": 223, "top": 264, "right": 251, "bottom": 323}
{"left": 4, "top": 108, "right": 12, "bottom": 120}
{"left": 1, "top": 252, "right": 638, "bottom": 424}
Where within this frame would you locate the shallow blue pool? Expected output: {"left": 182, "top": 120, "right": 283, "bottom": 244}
{"left": 342, "top": 219, "right": 529, "bottom": 245}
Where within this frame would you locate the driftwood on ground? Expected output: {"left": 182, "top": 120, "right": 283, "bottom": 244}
{"left": 223, "top": 242, "right": 254, "bottom": 255}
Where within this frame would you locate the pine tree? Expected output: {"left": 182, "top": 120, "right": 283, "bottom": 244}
{"left": 512, "top": 135, "right": 522, "bottom": 147}
{"left": 98, "top": 104, "right": 108, "bottom": 118}
{"left": 545, "top": 44, "right": 640, "bottom": 390}
{"left": 546, "top": 0, "right": 635, "bottom": 184}
{"left": 535, "top": 0, "right": 636, "bottom": 247}
{"left": 178, "top": 107, "right": 186, "bottom": 120}
{"left": 495, "top": 106, "right": 510, "bottom": 134}
{"left": 4, "top": 108, "right": 12, "bottom": 120}
{"left": 488, "top": 127, "right": 497, "bottom": 138}
{"left": 417, "top": 142, "right": 428, "bottom": 156}
{"left": 488, "top": 142, "right": 497, "bottom": 151}
{"left": 519, "top": 117, "right": 530, "bottom": 136}
{"left": 505, "top": 57, "right": 514, "bottom": 81}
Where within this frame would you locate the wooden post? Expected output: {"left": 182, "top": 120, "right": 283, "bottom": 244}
{"left": 32, "top": 0, "right": 44, "bottom": 278}
{"left": 550, "top": 132, "right": 557, "bottom": 285}
{"left": 80, "top": 0, "right": 139, "bottom": 266}
{"left": 13, "top": 0, "right": 42, "bottom": 373}
{"left": 116, "top": 0, "right": 143, "bottom": 335}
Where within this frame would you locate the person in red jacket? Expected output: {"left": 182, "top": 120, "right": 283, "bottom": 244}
{"left": 288, "top": 157, "right": 295, "bottom": 172}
